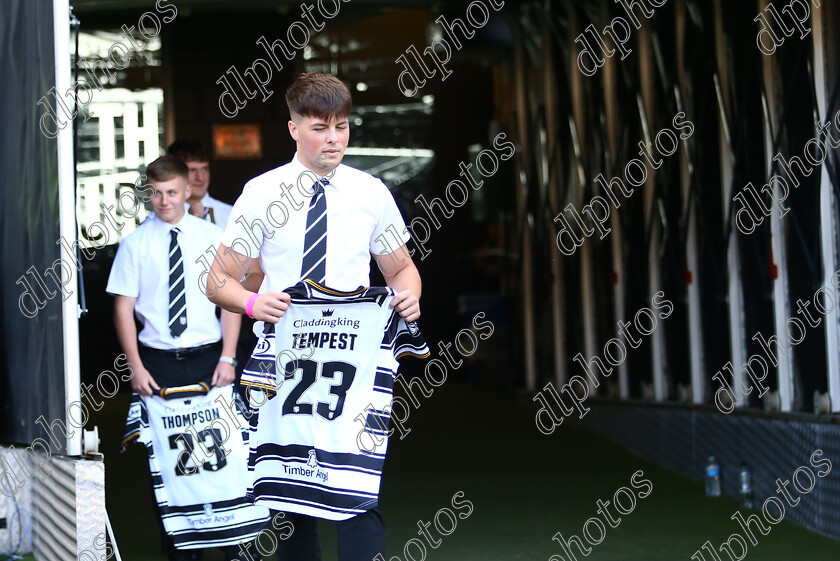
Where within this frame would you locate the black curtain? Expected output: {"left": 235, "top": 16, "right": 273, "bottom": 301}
{"left": 0, "top": 0, "right": 67, "bottom": 449}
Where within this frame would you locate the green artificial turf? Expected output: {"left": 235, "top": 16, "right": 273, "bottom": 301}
{"left": 377, "top": 384, "right": 840, "bottom": 561}
{"left": 92, "top": 382, "right": 839, "bottom": 560}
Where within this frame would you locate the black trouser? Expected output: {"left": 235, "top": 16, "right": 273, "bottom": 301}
{"left": 138, "top": 341, "right": 222, "bottom": 388}
{"left": 273, "top": 508, "right": 385, "bottom": 561}
{"left": 139, "top": 342, "right": 255, "bottom": 560}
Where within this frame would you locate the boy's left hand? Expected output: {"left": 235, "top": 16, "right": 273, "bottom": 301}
{"left": 212, "top": 360, "right": 236, "bottom": 387}
{"left": 390, "top": 290, "right": 420, "bottom": 323}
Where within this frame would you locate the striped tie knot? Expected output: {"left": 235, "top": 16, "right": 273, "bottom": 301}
{"left": 313, "top": 178, "right": 329, "bottom": 198}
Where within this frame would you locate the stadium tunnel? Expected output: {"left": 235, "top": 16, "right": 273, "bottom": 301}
{"left": 3, "top": 0, "right": 840, "bottom": 558}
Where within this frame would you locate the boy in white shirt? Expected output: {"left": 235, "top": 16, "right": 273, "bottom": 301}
{"left": 107, "top": 155, "right": 251, "bottom": 561}
{"left": 207, "top": 72, "right": 421, "bottom": 561}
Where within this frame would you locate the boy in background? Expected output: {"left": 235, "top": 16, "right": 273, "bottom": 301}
{"left": 168, "top": 139, "right": 233, "bottom": 228}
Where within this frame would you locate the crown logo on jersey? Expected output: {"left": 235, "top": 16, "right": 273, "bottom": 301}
{"left": 321, "top": 309, "right": 334, "bottom": 317}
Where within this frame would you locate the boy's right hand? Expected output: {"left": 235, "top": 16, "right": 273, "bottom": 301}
{"left": 252, "top": 291, "right": 291, "bottom": 323}
{"left": 131, "top": 365, "right": 161, "bottom": 396}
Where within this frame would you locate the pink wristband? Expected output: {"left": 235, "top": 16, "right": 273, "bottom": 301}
{"left": 246, "top": 293, "right": 259, "bottom": 319}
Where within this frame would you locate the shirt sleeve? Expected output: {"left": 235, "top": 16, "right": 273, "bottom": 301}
{"left": 106, "top": 238, "right": 139, "bottom": 297}
{"left": 369, "top": 180, "right": 410, "bottom": 255}
{"left": 220, "top": 189, "right": 264, "bottom": 260}
{"left": 202, "top": 220, "right": 224, "bottom": 246}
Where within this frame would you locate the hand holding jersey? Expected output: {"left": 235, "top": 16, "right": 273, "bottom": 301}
{"left": 210, "top": 360, "right": 236, "bottom": 387}
{"left": 126, "top": 342, "right": 235, "bottom": 395}
{"left": 250, "top": 291, "right": 291, "bottom": 323}
{"left": 388, "top": 289, "right": 421, "bottom": 323}
{"left": 132, "top": 364, "right": 162, "bottom": 395}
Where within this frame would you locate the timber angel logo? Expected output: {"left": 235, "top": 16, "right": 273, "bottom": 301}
{"left": 284, "top": 450, "right": 328, "bottom": 482}
{"left": 203, "top": 503, "right": 214, "bottom": 516}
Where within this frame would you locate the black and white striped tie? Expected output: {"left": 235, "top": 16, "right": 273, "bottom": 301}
{"left": 168, "top": 228, "right": 187, "bottom": 337}
{"left": 301, "top": 179, "right": 328, "bottom": 283}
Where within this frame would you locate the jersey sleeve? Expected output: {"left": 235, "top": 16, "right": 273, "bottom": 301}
{"left": 384, "top": 312, "right": 431, "bottom": 360}
{"left": 122, "top": 393, "right": 148, "bottom": 451}
{"left": 240, "top": 323, "right": 280, "bottom": 398}
{"left": 106, "top": 237, "right": 140, "bottom": 297}
{"left": 369, "top": 180, "right": 410, "bottom": 255}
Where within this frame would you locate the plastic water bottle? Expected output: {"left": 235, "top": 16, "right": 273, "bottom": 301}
{"left": 705, "top": 456, "right": 721, "bottom": 497}
{"left": 739, "top": 462, "right": 753, "bottom": 508}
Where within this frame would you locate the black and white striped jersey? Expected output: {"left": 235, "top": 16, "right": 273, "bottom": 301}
{"left": 240, "top": 280, "right": 429, "bottom": 520}
{"left": 123, "top": 384, "right": 271, "bottom": 549}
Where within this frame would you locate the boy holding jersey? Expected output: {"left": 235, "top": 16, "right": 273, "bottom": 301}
{"left": 207, "top": 72, "right": 421, "bottom": 560}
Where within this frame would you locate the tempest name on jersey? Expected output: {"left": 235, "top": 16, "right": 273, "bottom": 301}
{"left": 123, "top": 385, "right": 270, "bottom": 550}
{"left": 292, "top": 332, "right": 358, "bottom": 351}
{"left": 240, "top": 280, "right": 430, "bottom": 521}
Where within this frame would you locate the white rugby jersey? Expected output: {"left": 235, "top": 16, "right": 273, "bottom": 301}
{"left": 123, "top": 384, "right": 271, "bottom": 549}
{"left": 240, "top": 281, "right": 429, "bottom": 520}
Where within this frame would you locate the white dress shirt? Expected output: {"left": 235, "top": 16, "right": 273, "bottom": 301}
{"left": 221, "top": 153, "right": 410, "bottom": 294}
{"left": 107, "top": 213, "right": 224, "bottom": 349}
{"left": 184, "top": 193, "right": 233, "bottom": 230}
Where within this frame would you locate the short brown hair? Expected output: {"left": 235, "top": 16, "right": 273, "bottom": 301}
{"left": 167, "top": 139, "right": 209, "bottom": 162}
{"left": 146, "top": 155, "right": 188, "bottom": 183}
{"left": 286, "top": 72, "right": 352, "bottom": 121}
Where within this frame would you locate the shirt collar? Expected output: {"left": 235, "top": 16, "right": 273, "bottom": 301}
{"left": 151, "top": 211, "right": 193, "bottom": 235}
{"left": 291, "top": 152, "right": 344, "bottom": 192}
